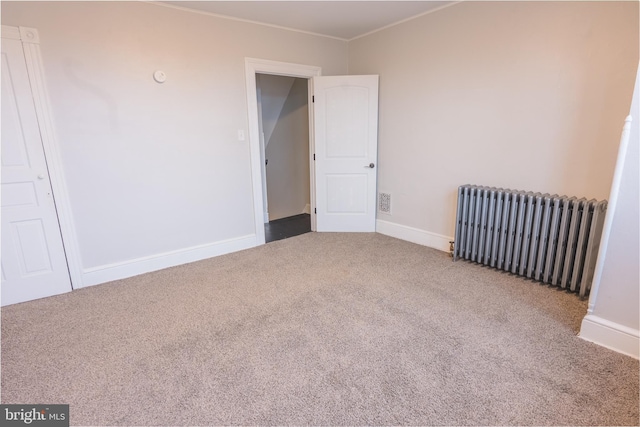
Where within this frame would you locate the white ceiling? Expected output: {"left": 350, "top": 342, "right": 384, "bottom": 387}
{"left": 159, "top": 1, "right": 455, "bottom": 40}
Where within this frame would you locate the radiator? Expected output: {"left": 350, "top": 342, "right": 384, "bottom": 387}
{"left": 453, "top": 185, "right": 607, "bottom": 297}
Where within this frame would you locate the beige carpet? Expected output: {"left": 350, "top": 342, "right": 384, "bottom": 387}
{"left": 1, "top": 233, "right": 638, "bottom": 426}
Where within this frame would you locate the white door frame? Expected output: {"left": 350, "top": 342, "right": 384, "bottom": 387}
{"left": 255, "top": 80, "right": 269, "bottom": 224}
{"left": 2, "top": 25, "right": 83, "bottom": 289}
{"left": 244, "top": 58, "right": 321, "bottom": 245}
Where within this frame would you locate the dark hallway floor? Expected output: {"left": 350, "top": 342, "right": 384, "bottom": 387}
{"left": 264, "top": 214, "right": 311, "bottom": 243}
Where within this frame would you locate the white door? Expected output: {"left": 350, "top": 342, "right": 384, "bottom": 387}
{"left": 314, "top": 75, "right": 379, "bottom": 232}
{"left": 1, "top": 36, "right": 72, "bottom": 306}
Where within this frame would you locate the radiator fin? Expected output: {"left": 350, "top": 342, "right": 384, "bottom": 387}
{"left": 453, "top": 185, "right": 607, "bottom": 297}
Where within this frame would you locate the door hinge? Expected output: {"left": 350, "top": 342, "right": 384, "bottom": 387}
{"left": 314, "top": 208, "right": 317, "bottom": 214}
{"left": 313, "top": 154, "right": 315, "bottom": 161}
{"left": 312, "top": 95, "right": 314, "bottom": 103}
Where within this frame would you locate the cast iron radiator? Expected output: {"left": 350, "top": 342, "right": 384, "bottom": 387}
{"left": 453, "top": 185, "right": 607, "bottom": 297}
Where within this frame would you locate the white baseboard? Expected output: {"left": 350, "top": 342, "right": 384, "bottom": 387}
{"left": 376, "top": 219, "right": 452, "bottom": 253}
{"left": 80, "top": 234, "right": 257, "bottom": 288}
{"left": 580, "top": 314, "right": 640, "bottom": 359}
{"left": 303, "top": 204, "right": 311, "bottom": 214}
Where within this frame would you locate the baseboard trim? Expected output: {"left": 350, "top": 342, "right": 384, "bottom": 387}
{"left": 376, "top": 219, "right": 452, "bottom": 253}
{"left": 579, "top": 314, "right": 640, "bottom": 359}
{"left": 80, "top": 234, "right": 257, "bottom": 288}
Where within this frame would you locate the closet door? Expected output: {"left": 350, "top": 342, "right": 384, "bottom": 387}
{"left": 1, "top": 29, "right": 72, "bottom": 306}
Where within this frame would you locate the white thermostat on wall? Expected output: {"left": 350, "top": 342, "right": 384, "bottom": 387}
{"left": 153, "top": 70, "right": 166, "bottom": 83}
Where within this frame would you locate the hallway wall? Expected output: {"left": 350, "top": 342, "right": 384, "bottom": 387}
{"left": 264, "top": 77, "right": 310, "bottom": 220}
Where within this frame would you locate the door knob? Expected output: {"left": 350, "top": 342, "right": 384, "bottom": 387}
{"left": 37, "top": 174, "right": 45, "bottom": 180}
{"left": 365, "top": 163, "right": 375, "bottom": 169}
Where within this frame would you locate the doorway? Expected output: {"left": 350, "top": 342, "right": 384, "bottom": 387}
{"left": 256, "top": 74, "right": 311, "bottom": 242}
{"left": 245, "top": 59, "right": 379, "bottom": 243}
{"left": 244, "top": 58, "right": 321, "bottom": 245}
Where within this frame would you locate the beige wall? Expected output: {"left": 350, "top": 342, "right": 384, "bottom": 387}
{"left": 264, "top": 77, "right": 311, "bottom": 220}
{"left": 349, "top": 1, "right": 639, "bottom": 238}
{"left": 1, "top": 1, "right": 347, "bottom": 276}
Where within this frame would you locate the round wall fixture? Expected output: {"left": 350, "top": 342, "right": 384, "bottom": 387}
{"left": 153, "top": 70, "right": 166, "bottom": 83}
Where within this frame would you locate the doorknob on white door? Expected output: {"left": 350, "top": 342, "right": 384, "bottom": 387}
{"left": 365, "top": 163, "right": 375, "bottom": 169}
{"left": 37, "top": 174, "right": 45, "bottom": 180}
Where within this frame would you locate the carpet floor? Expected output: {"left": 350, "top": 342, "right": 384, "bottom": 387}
{"left": 1, "top": 233, "right": 638, "bottom": 426}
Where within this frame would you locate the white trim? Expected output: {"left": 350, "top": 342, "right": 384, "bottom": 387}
{"left": 80, "top": 234, "right": 257, "bottom": 288}
{"left": 349, "top": 1, "right": 463, "bottom": 41}
{"left": 256, "top": 82, "right": 269, "bottom": 226}
{"left": 586, "top": 115, "right": 633, "bottom": 314}
{"left": 147, "top": 1, "right": 348, "bottom": 42}
{"left": 245, "top": 58, "right": 321, "bottom": 245}
{"left": 4, "top": 26, "right": 85, "bottom": 289}
{"left": 308, "top": 77, "right": 317, "bottom": 232}
{"left": 1, "top": 25, "right": 21, "bottom": 40}
{"left": 18, "top": 26, "right": 40, "bottom": 44}
{"left": 376, "top": 219, "right": 452, "bottom": 253}
{"left": 580, "top": 315, "right": 640, "bottom": 359}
